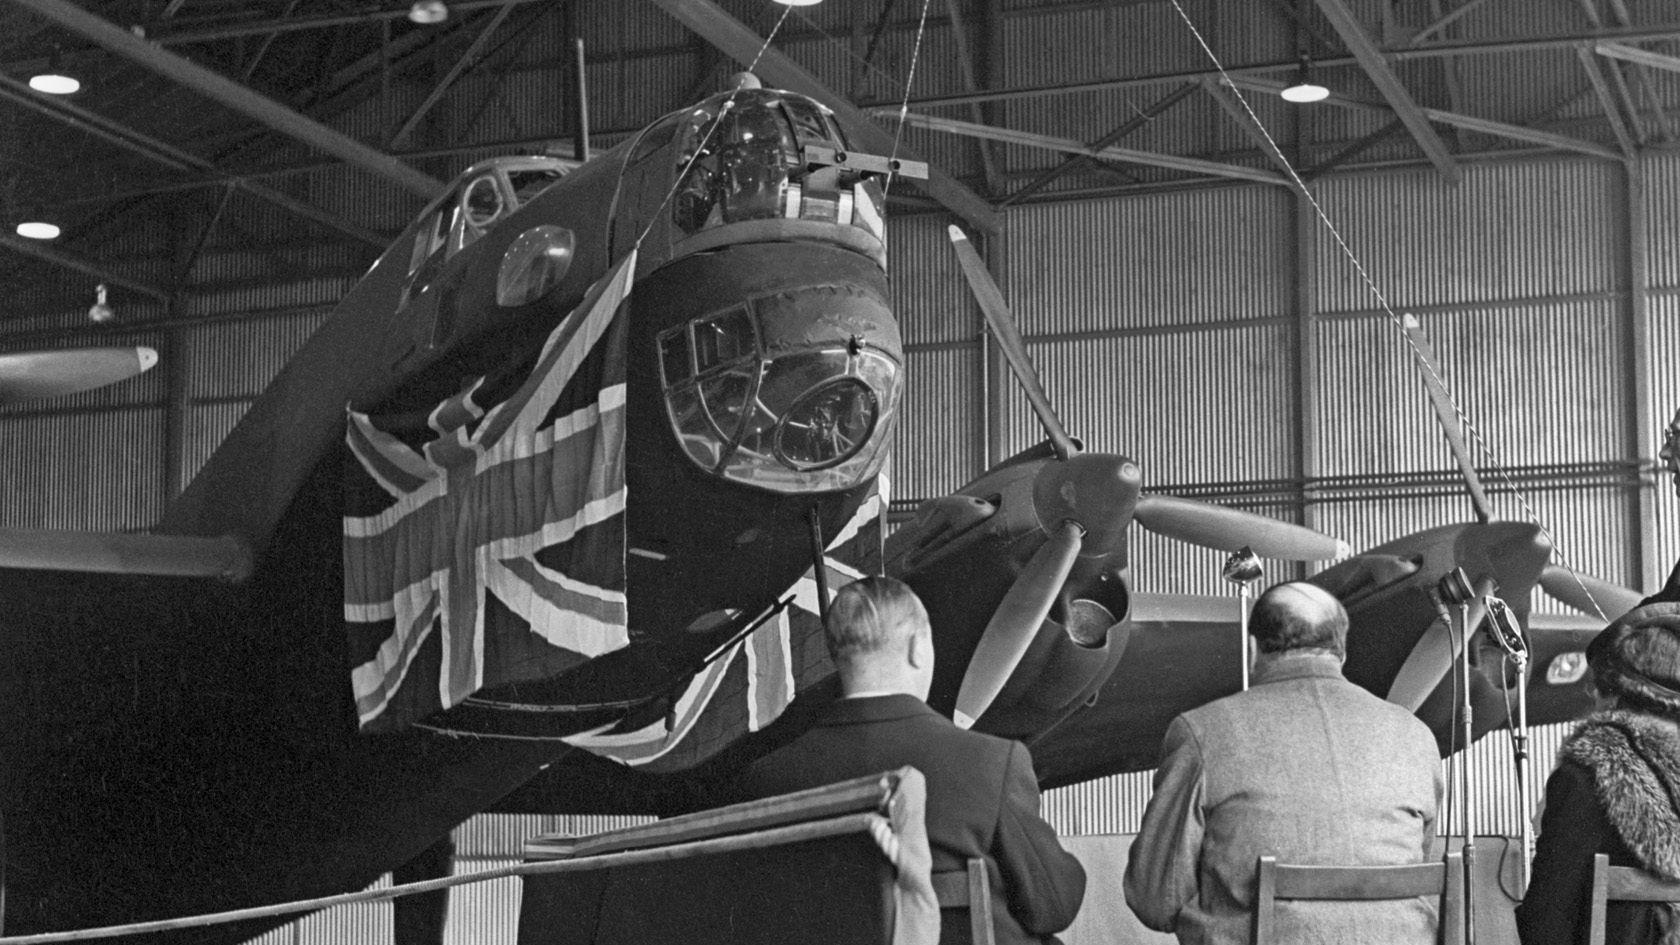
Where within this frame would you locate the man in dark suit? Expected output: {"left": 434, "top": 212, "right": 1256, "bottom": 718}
{"left": 733, "top": 576, "right": 1087, "bottom": 945}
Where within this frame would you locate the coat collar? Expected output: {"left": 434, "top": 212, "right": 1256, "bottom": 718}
{"left": 1250, "top": 651, "right": 1346, "bottom": 686}
{"left": 818, "top": 692, "right": 942, "bottom": 726}
{"left": 1562, "top": 709, "right": 1680, "bottom": 880}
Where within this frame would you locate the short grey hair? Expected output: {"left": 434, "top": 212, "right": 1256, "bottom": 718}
{"left": 825, "top": 576, "right": 930, "bottom": 663}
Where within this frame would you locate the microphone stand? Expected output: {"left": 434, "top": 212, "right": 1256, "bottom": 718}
{"left": 1484, "top": 595, "right": 1533, "bottom": 889}
{"left": 1221, "top": 547, "right": 1263, "bottom": 692}
{"left": 1437, "top": 568, "right": 1477, "bottom": 945}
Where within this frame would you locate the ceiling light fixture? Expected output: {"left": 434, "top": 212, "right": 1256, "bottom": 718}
{"left": 29, "top": 50, "right": 80, "bottom": 95}
{"left": 407, "top": 0, "right": 448, "bottom": 24}
{"left": 88, "top": 284, "right": 115, "bottom": 323}
{"left": 1281, "top": 57, "right": 1329, "bottom": 104}
{"left": 772, "top": 0, "right": 824, "bottom": 6}
{"left": 16, "top": 221, "right": 61, "bottom": 240}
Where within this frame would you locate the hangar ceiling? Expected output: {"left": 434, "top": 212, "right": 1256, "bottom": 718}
{"left": 0, "top": 0, "right": 1677, "bottom": 324}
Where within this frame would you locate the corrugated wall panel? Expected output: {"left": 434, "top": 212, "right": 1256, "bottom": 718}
{"left": 181, "top": 401, "right": 252, "bottom": 492}
{"left": 296, "top": 875, "right": 391, "bottom": 945}
{"left": 182, "top": 312, "right": 332, "bottom": 400}
{"left": 1645, "top": 292, "right": 1680, "bottom": 587}
{"left": 454, "top": 814, "right": 546, "bottom": 857}
{"left": 1311, "top": 160, "right": 1619, "bottom": 314}
{"left": 1003, "top": 189, "right": 1291, "bottom": 334}
{"left": 446, "top": 858, "right": 523, "bottom": 945}
{"left": 889, "top": 213, "right": 977, "bottom": 347}
{"left": 896, "top": 345, "right": 981, "bottom": 501}
{"left": 1649, "top": 152, "right": 1680, "bottom": 291}
{"left": 1312, "top": 300, "right": 1625, "bottom": 477}
{"left": 1044, "top": 771, "right": 1157, "bottom": 837}
{"left": 0, "top": 407, "right": 165, "bottom": 530}
{"left": 1009, "top": 323, "right": 1296, "bottom": 486}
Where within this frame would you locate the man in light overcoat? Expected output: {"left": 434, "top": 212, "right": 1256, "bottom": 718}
{"left": 1123, "top": 581, "right": 1443, "bottom": 944}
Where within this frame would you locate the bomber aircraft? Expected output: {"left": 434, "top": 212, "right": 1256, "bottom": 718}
{"left": 0, "top": 81, "right": 1349, "bottom": 943}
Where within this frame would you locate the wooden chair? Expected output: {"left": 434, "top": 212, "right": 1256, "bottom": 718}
{"left": 1254, "top": 853, "right": 1464, "bottom": 945}
{"left": 930, "top": 858, "right": 996, "bottom": 945}
{"left": 1588, "top": 853, "right": 1680, "bottom": 945}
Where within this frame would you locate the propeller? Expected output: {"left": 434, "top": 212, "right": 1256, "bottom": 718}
{"left": 953, "top": 519, "right": 1084, "bottom": 729}
{"left": 1401, "top": 314, "right": 1493, "bottom": 524}
{"left": 1538, "top": 564, "right": 1642, "bottom": 623}
{"left": 1133, "top": 495, "right": 1349, "bottom": 561}
{"left": 0, "top": 346, "right": 158, "bottom": 404}
{"left": 947, "top": 226, "right": 1077, "bottom": 461}
{"left": 946, "top": 225, "right": 1345, "bottom": 562}
{"left": 1386, "top": 575, "right": 1495, "bottom": 712}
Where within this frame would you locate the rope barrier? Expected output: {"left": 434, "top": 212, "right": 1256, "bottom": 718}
{"left": 0, "top": 815, "right": 882, "bottom": 944}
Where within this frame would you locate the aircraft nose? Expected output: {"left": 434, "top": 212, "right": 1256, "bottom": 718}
{"left": 1030, "top": 453, "right": 1141, "bottom": 555}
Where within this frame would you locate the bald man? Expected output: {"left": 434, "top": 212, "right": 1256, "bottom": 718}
{"left": 1123, "top": 582, "right": 1443, "bottom": 944}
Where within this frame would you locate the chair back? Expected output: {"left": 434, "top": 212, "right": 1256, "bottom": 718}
{"left": 1588, "top": 853, "right": 1680, "bottom": 945}
{"left": 1254, "top": 853, "right": 1464, "bottom": 945}
{"left": 930, "top": 858, "right": 996, "bottom": 945}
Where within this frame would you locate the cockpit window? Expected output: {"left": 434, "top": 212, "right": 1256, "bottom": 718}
{"left": 782, "top": 96, "right": 846, "bottom": 151}
{"left": 507, "top": 168, "right": 563, "bottom": 204}
{"left": 672, "top": 92, "right": 801, "bottom": 234}
{"left": 464, "top": 177, "right": 504, "bottom": 228}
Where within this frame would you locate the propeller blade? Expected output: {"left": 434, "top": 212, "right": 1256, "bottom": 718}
{"left": 1387, "top": 577, "right": 1494, "bottom": 711}
{"left": 953, "top": 519, "right": 1085, "bottom": 729}
{"left": 1539, "top": 564, "right": 1642, "bottom": 622}
{"left": 0, "top": 346, "right": 158, "bottom": 404}
{"left": 1401, "top": 314, "right": 1494, "bottom": 524}
{"left": 947, "top": 225, "right": 1078, "bottom": 461}
{"left": 1133, "top": 494, "right": 1350, "bottom": 561}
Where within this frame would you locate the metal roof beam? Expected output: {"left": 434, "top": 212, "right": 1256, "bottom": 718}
{"left": 1001, "top": 81, "right": 1200, "bottom": 207}
{"left": 1201, "top": 78, "right": 1296, "bottom": 177}
{"left": 1313, "top": 0, "right": 1460, "bottom": 183}
{"left": 388, "top": 5, "right": 516, "bottom": 149}
{"left": 645, "top": 0, "right": 1000, "bottom": 233}
{"left": 890, "top": 111, "right": 1291, "bottom": 187}
{"left": 4, "top": 0, "right": 447, "bottom": 201}
{"left": 0, "top": 75, "right": 387, "bottom": 247}
{"left": 0, "top": 233, "right": 171, "bottom": 300}
{"left": 897, "top": 24, "right": 1680, "bottom": 111}
{"left": 1577, "top": 48, "right": 1638, "bottom": 157}
{"left": 1596, "top": 41, "right": 1680, "bottom": 75}
{"left": 1224, "top": 75, "right": 1622, "bottom": 162}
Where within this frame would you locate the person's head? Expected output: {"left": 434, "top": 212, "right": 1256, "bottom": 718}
{"left": 1587, "top": 602, "right": 1680, "bottom": 720}
{"left": 1249, "top": 581, "right": 1349, "bottom": 661}
{"left": 825, "top": 576, "right": 934, "bottom": 699}
{"left": 1661, "top": 408, "right": 1680, "bottom": 496}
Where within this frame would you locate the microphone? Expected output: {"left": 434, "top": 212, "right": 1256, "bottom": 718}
{"left": 1483, "top": 595, "right": 1528, "bottom": 661}
{"left": 1436, "top": 567, "right": 1476, "bottom": 606}
{"left": 1221, "top": 546, "right": 1263, "bottom": 585}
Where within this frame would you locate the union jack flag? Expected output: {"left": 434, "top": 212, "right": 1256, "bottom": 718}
{"left": 344, "top": 251, "right": 637, "bottom": 732}
{"left": 567, "top": 470, "right": 888, "bottom": 771}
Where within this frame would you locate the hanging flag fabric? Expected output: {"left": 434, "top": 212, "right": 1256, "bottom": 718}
{"left": 563, "top": 467, "right": 890, "bottom": 771}
{"left": 344, "top": 251, "right": 637, "bottom": 732}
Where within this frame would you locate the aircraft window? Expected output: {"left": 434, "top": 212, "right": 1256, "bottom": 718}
{"left": 699, "top": 367, "right": 758, "bottom": 442}
{"left": 692, "top": 307, "right": 756, "bottom": 373}
{"left": 464, "top": 177, "right": 504, "bottom": 228}
{"left": 508, "top": 168, "right": 563, "bottom": 204}
{"left": 659, "top": 329, "right": 692, "bottom": 384}
{"left": 672, "top": 92, "right": 799, "bottom": 234}
{"left": 496, "top": 225, "right": 575, "bottom": 307}
{"left": 774, "top": 378, "right": 878, "bottom": 471}
{"left": 782, "top": 97, "right": 846, "bottom": 150}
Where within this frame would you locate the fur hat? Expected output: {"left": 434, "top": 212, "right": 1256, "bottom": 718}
{"left": 1589, "top": 601, "right": 1680, "bottom": 716}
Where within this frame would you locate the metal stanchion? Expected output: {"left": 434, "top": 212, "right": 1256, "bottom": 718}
{"left": 1221, "top": 547, "right": 1263, "bottom": 691}
{"left": 1437, "top": 568, "right": 1477, "bottom": 945}
{"left": 1485, "top": 595, "right": 1533, "bottom": 890}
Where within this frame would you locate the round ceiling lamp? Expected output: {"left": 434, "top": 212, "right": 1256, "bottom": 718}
{"left": 29, "top": 71, "right": 81, "bottom": 95}
{"left": 408, "top": 0, "right": 448, "bottom": 24}
{"left": 1281, "top": 57, "right": 1329, "bottom": 104}
{"left": 16, "top": 221, "right": 62, "bottom": 240}
{"left": 772, "top": 0, "right": 824, "bottom": 6}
